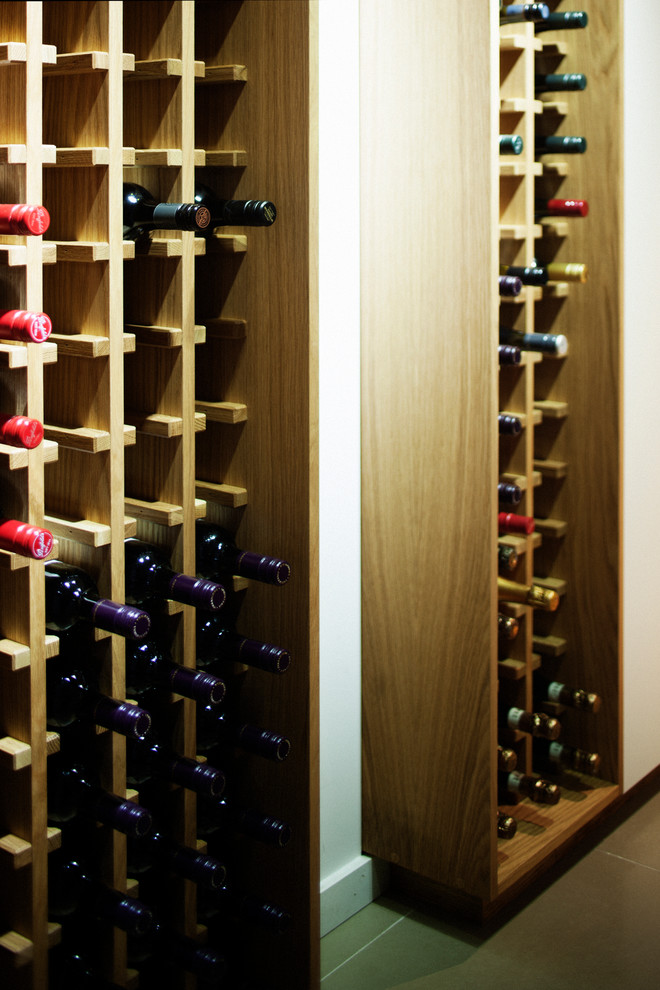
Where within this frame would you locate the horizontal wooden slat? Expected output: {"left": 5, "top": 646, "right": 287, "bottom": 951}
{"left": 50, "top": 241, "right": 110, "bottom": 262}
{"left": 43, "top": 425, "right": 111, "bottom": 453}
{"left": 44, "top": 515, "right": 113, "bottom": 548}
{"left": 200, "top": 63, "right": 248, "bottom": 83}
{"left": 203, "top": 317, "right": 247, "bottom": 339}
{"left": 43, "top": 49, "right": 109, "bottom": 73}
{"left": 0, "top": 930, "right": 33, "bottom": 967}
{"left": 0, "top": 737, "right": 32, "bottom": 771}
{"left": 194, "top": 400, "right": 247, "bottom": 424}
{"left": 204, "top": 149, "right": 248, "bottom": 167}
{"left": 134, "top": 148, "right": 183, "bottom": 166}
{"left": 124, "top": 412, "right": 184, "bottom": 438}
{"left": 195, "top": 480, "right": 248, "bottom": 508}
{"left": 205, "top": 234, "right": 248, "bottom": 254}
{"left": 124, "top": 498, "right": 183, "bottom": 527}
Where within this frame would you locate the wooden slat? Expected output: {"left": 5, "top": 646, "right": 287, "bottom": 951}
{"left": 43, "top": 514, "right": 113, "bottom": 548}
{"left": 194, "top": 400, "right": 247, "bottom": 424}
{"left": 201, "top": 63, "right": 248, "bottom": 83}
{"left": 203, "top": 149, "right": 248, "bottom": 166}
{"left": 49, "top": 241, "right": 110, "bottom": 262}
{"left": 42, "top": 425, "right": 111, "bottom": 453}
{"left": 123, "top": 498, "right": 184, "bottom": 527}
{"left": 195, "top": 479, "right": 248, "bottom": 508}
{"left": 43, "top": 50, "right": 110, "bottom": 73}
{"left": 0, "top": 737, "right": 32, "bottom": 771}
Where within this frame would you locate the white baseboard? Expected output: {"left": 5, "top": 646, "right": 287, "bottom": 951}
{"left": 320, "top": 855, "right": 390, "bottom": 937}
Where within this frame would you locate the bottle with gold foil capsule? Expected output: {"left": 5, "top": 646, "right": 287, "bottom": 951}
{"left": 497, "top": 811, "right": 517, "bottom": 839}
{"left": 534, "top": 740, "right": 601, "bottom": 775}
{"left": 498, "top": 577, "right": 559, "bottom": 612}
{"left": 498, "top": 614, "right": 519, "bottom": 642}
{"left": 499, "top": 770, "right": 561, "bottom": 805}
{"left": 537, "top": 261, "right": 588, "bottom": 284}
{"left": 498, "top": 543, "right": 518, "bottom": 573}
{"left": 497, "top": 745, "right": 518, "bottom": 772}
{"left": 504, "top": 706, "right": 561, "bottom": 740}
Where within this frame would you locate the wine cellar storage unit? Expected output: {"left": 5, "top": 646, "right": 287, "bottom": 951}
{"left": 0, "top": 2, "right": 319, "bottom": 988}
{"left": 362, "top": 0, "right": 622, "bottom": 916}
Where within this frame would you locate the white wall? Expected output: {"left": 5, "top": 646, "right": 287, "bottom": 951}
{"left": 318, "top": 0, "right": 388, "bottom": 937}
{"left": 622, "top": 0, "right": 660, "bottom": 789}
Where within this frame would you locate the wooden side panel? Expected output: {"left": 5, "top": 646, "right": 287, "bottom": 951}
{"left": 360, "top": 0, "right": 498, "bottom": 900}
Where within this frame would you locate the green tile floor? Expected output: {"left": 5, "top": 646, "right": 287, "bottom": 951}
{"left": 321, "top": 776, "right": 660, "bottom": 989}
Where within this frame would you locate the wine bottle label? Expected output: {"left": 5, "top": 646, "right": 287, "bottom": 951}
{"left": 168, "top": 572, "right": 226, "bottom": 610}
{"left": 235, "top": 550, "right": 291, "bottom": 585}
{"left": 547, "top": 681, "right": 565, "bottom": 703}
{"left": 92, "top": 599, "right": 151, "bottom": 639}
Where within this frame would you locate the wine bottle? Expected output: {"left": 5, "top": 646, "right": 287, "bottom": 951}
{"left": 500, "top": 326, "right": 568, "bottom": 357}
{"left": 535, "top": 135, "right": 587, "bottom": 155}
{"left": 498, "top": 543, "right": 519, "bottom": 572}
{"left": 499, "top": 275, "right": 522, "bottom": 297}
{"left": 535, "top": 198, "right": 588, "bottom": 218}
{"left": 49, "top": 949, "right": 125, "bottom": 990}
{"left": 194, "top": 183, "right": 276, "bottom": 228}
{"left": 123, "top": 183, "right": 212, "bottom": 239}
{"left": 198, "top": 794, "right": 292, "bottom": 848}
{"left": 504, "top": 705, "right": 561, "bottom": 739}
{"left": 127, "top": 829, "right": 226, "bottom": 891}
{"left": 126, "top": 737, "right": 226, "bottom": 799}
{"left": 534, "top": 739, "right": 601, "bottom": 774}
{"left": 196, "top": 519, "right": 290, "bottom": 586}
{"left": 498, "top": 613, "right": 519, "bottom": 640}
{"left": 197, "top": 702, "right": 291, "bottom": 763}
{"left": 0, "top": 203, "right": 50, "bottom": 235}
{"left": 538, "top": 261, "right": 588, "bottom": 283}
{"left": 127, "top": 921, "right": 227, "bottom": 984}
{"left": 536, "top": 678, "right": 602, "bottom": 713}
{"left": 124, "top": 537, "right": 225, "bottom": 611}
{"left": 49, "top": 855, "right": 155, "bottom": 937}
{"left": 46, "top": 656, "right": 152, "bottom": 739}
{"left": 535, "top": 72, "right": 587, "bottom": 92}
{"left": 498, "top": 414, "right": 522, "bottom": 436}
{"left": 499, "top": 511, "right": 534, "bottom": 535}
{"left": 498, "top": 344, "right": 521, "bottom": 366}
{"left": 499, "top": 264, "right": 548, "bottom": 287}
{"left": 497, "top": 810, "right": 517, "bottom": 839}
{"left": 45, "top": 559, "right": 151, "bottom": 639}
{"left": 498, "top": 577, "right": 559, "bottom": 612}
{"left": 497, "top": 745, "right": 518, "bottom": 772}
{"left": 201, "top": 883, "right": 292, "bottom": 935}
{"left": 47, "top": 759, "right": 153, "bottom": 838}
{"left": 0, "top": 308, "right": 52, "bottom": 342}
{"left": 126, "top": 639, "right": 226, "bottom": 706}
{"left": 197, "top": 612, "right": 291, "bottom": 674}
{"left": 499, "top": 769, "right": 560, "bottom": 805}
{"left": 535, "top": 10, "right": 588, "bottom": 32}
{"left": 0, "top": 413, "right": 43, "bottom": 448}
{"left": 499, "top": 134, "right": 523, "bottom": 155}
{"left": 0, "top": 517, "right": 53, "bottom": 558}
{"left": 500, "top": 3, "right": 549, "bottom": 23}
{"left": 498, "top": 482, "right": 522, "bottom": 506}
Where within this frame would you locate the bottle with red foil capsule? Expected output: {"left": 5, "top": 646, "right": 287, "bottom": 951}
{"left": 0, "top": 309, "right": 52, "bottom": 343}
{"left": 124, "top": 537, "right": 226, "bottom": 612}
{"left": 499, "top": 511, "right": 535, "bottom": 535}
{"left": 0, "top": 518, "right": 53, "bottom": 558}
{"left": 196, "top": 519, "right": 291, "bottom": 586}
{"left": 45, "top": 559, "right": 151, "bottom": 639}
{"left": 0, "top": 203, "right": 50, "bottom": 235}
{"left": 535, "top": 198, "right": 588, "bottom": 219}
{"left": 0, "top": 414, "right": 43, "bottom": 448}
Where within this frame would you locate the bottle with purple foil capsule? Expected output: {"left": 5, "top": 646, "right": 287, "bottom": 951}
{"left": 198, "top": 794, "right": 292, "bottom": 849}
{"left": 46, "top": 655, "right": 152, "bottom": 739}
{"left": 47, "top": 759, "right": 153, "bottom": 838}
{"left": 201, "top": 883, "right": 292, "bottom": 935}
{"left": 498, "top": 344, "right": 521, "bottom": 366}
{"left": 498, "top": 481, "right": 522, "bottom": 506}
{"left": 499, "top": 264, "right": 548, "bottom": 287}
{"left": 196, "top": 519, "right": 290, "bottom": 586}
{"left": 498, "top": 414, "right": 522, "bottom": 436}
{"left": 498, "top": 274, "right": 522, "bottom": 297}
{"left": 126, "top": 736, "right": 226, "bottom": 798}
{"left": 45, "top": 560, "right": 151, "bottom": 639}
{"left": 124, "top": 538, "right": 225, "bottom": 611}
{"left": 197, "top": 701, "right": 291, "bottom": 763}
{"left": 127, "top": 829, "right": 226, "bottom": 891}
{"left": 49, "top": 854, "right": 155, "bottom": 937}
{"left": 49, "top": 948, "right": 126, "bottom": 990}
{"left": 127, "top": 921, "right": 227, "bottom": 983}
{"left": 126, "top": 639, "right": 226, "bottom": 705}
{"left": 197, "top": 612, "right": 291, "bottom": 675}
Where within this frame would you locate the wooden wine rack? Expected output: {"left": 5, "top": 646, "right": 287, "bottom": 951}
{"left": 361, "top": 0, "right": 622, "bottom": 917}
{"left": 0, "top": 2, "right": 318, "bottom": 988}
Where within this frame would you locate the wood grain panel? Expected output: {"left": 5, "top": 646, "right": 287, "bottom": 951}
{"left": 360, "top": 0, "right": 498, "bottom": 900}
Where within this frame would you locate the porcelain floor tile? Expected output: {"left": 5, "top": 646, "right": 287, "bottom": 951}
{"left": 321, "top": 896, "right": 411, "bottom": 979}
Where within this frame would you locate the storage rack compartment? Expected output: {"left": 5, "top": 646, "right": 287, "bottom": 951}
{"left": 0, "top": 3, "right": 318, "bottom": 988}
{"left": 361, "top": 0, "right": 621, "bottom": 918}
